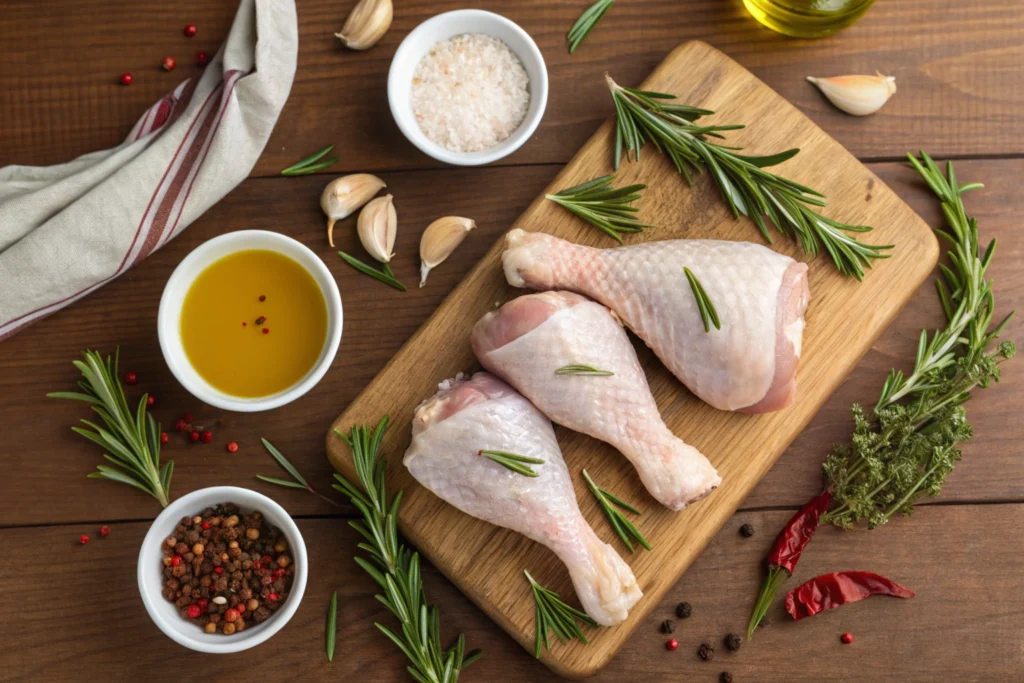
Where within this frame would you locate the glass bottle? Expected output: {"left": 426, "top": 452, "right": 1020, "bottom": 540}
{"left": 742, "top": 0, "right": 878, "bottom": 38}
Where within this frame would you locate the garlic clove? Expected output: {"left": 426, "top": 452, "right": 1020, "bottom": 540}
{"left": 419, "top": 216, "right": 476, "bottom": 287}
{"left": 322, "top": 174, "right": 386, "bottom": 247}
{"left": 335, "top": 0, "right": 393, "bottom": 51}
{"left": 806, "top": 73, "right": 897, "bottom": 117}
{"left": 357, "top": 194, "right": 397, "bottom": 264}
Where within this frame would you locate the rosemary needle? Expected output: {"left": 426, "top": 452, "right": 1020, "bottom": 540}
{"left": 546, "top": 174, "right": 651, "bottom": 243}
{"left": 526, "top": 569, "right": 598, "bottom": 658}
{"left": 567, "top": 0, "right": 615, "bottom": 53}
{"left": 281, "top": 144, "right": 338, "bottom": 176}
{"left": 479, "top": 449, "right": 544, "bottom": 477}
{"left": 684, "top": 267, "right": 721, "bottom": 333}
{"left": 326, "top": 592, "right": 338, "bottom": 662}
{"left": 555, "top": 364, "right": 615, "bottom": 376}
{"left": 338, "top": 251, "right": 408, "bottom": 291}
{"left": 582, "top": 469, "right": 651, "bottom": 552}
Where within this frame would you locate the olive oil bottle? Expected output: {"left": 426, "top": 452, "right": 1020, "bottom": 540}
{"left": 742, "top": 0, "right": 877, "bottom": 38}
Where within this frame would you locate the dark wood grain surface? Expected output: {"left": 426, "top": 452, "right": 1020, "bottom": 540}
{"left": 0, "top": 0, "right": 1021, "bottom": 680}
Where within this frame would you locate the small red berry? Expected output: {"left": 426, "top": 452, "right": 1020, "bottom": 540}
{"left": 99, "top": 525, "right": 110, "bottom": 537}
{"left": 224, "top": 608, "right": 240, "bottom": 623}
{"left": 259, "top": 295, "right": 266, "bottom": 302}
{"left": 79, "top": 534, "right": 89, "bottom": 545}
{"left": 201, "top": 430, "right": 213, "bottom": 444}
{"left": 161, "top": 56, "right": 176, "bottom": 71}
{"left": 196, "top": 50, "right": 209, "bottom": 66}
{"left": 171, "top": 555, "right": 182, "bottom": 567}
{"left": 187, "top": 604, "right": 202, "bottom": 618}
{"left": 174, "top": 419, "right": 189, "bottom": 432}
{"left": 119, "top": 72, "right": 133, "bottom": 86}
{"left": 190, "top": 431, "right": 200, "bottom": 443}
{"left": 202, "top": 521, "right": 210, "bottom": 530}
{"left": 184, "top": 24, "right": 197, "bottom": 37}
{"left": 146, "top": 395, "right": 156, "bottom": 407}
{"left": 124, "top": 371, "right": 138, "bottom": 384}
{"left": 665, "top": 638, "right": 678, "bottom": 651}
{"left": 226, "top": 441, "right": 239, "bottom": 453}
{"left": 197, "top": 598, "right": 208, "bottom": 610}
{"left": 160, "top": 432, "right": 169, "bottom": 444}
{"left": 267, "top": 592, "right": 279, "bottom": 601}
{"left": 262, "top": 328, "right": 269, "bottom": 334}
{"left": 214, "top": 566, "right": 224, "bottom": 574}
{"left": 841, "top": 632, "right": 854, "bottom": 644}
{"left": 183, "top": 412, "right": 193, "bottom": 423}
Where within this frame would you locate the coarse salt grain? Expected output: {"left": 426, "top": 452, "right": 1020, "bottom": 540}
{"left": 411, "top": 33, "right": 530, "bottom": 154}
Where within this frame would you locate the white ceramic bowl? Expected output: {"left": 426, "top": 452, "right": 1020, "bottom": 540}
{"left": 138, "top": 486, "right": 308, "bottom": 653}
{"left": 157, "top": 230, "right": 342, "bottom": 412}
{"left": 387, "top": 9, "right": 548, "bottom": 166}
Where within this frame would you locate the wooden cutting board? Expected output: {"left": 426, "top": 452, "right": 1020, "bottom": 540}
{"left": 327, "top": 41, "right": 938, "bottom": 678}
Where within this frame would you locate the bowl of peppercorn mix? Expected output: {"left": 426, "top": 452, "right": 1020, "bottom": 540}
{"left": 138, "top": 486, "right": 308, "bottom": 653}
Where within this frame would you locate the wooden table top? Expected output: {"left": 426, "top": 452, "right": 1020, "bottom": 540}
{"left": 1, "top": 1, "right": 1021, "bottom": 681}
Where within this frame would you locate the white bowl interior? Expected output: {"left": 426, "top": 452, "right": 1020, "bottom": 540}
{"left": 388, "top": 10, "right": 548, "bottom": 166}
{"left": 137, "top": 486, "right": 308, "bottom": 654}
{"left": 157, "top": 230, "right": 342, "bottom": 412}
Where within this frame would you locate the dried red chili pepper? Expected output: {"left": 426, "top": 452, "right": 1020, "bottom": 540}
{"left": 746, "top": 488, "right": 832, "bottom": 638}
{"left": 785, "top": 571, "right": 914, "bottom": 621}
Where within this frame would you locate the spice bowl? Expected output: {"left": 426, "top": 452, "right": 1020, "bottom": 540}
{"left": 388, "top": 10, "right": 548, "bottom": 166}
{"left": 138, "top": 486, "right": 308, "bottom": 653}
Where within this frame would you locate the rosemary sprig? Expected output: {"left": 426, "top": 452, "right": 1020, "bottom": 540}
{"left": 606, "top": 75, "right": 893, "bottom": 279}
{"left": 281, "top": 144, "right": 338, "bottom": 176}
{"left": 546, "top": 174, "right": 651, "bottom": 243}
{"left": 567, "top": 0, "right": 615, "bottom": 53}
{"left": 338, "top": 251, "right": 408, "bottom": 291}
{"left": 684, "top": 267, "right": 721, "bottom": 332}
{"left": 479, "top": 449, "right": 544, "bottom": 477}
{"left": 582, "top": 469, "right": 651, "bottom": 552}
{"left": 526, "top": 569, "right": 598, "bottom": 658}
{"left": 48, "top": 349, "right": 173, "bottom": 507}
{"left": 555, "top": 364, "right": 614, "bottom": 376}
{"left": 326, "top": 591, "right": 338, "bottom": 662}
{"left": 257, "top": 438, "right": 344, "bottom": 509}
{"left": 333, "top": 418, "right": 481, "bottom": 682}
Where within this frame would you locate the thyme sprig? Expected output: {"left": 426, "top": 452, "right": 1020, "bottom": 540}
{"left": 281, "top": 144, "right": 338, "bottom": 176}
{"left": 606, "top": 75, "right": 892, "bottom": 278}
{"left": 333, "top": 417, "right": 482, "bottom": 682}
{"left": 338, "top": 251, "right": 408, "bottom": 291}
{"left": 526, "top": 569, "right": 598, "bottom": 658}
{"left": 48, "top": 349, "right": 173, "bottom": 507}
{"left": 555, "top": 364, "right": 614, "bottom": 376}
{"left": 546, "top": 174, "right": 651, "bottom": 243}
{"left": 685, "top": 267, "right": 721, "bottom": 332}
{"left": 479, "top": 449, "right": 544, "bottom": 477}
{"left": 582, "top": 469, "right": 651, "bottom": 552}
{"left": 567, "top": 0, "right": 615, "bottom": 53}
{"left": 822, "top": 154, "right": 1015, "bottom": 529}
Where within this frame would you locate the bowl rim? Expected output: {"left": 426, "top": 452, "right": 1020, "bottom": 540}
{"left": 157, "top": 230, "right": 342, "bottom": 412}
{"left": 137, "top": 486, "right": 308, "bottom": 653}
{"left": 387, "top": 9, "right": 549, "bottom": 166}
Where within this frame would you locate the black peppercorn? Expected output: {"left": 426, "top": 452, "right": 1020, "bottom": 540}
{"left": 675, "top": 602, "right": 692, "bottom": 618}
{"left": 660, "top": 619, "right": 675, "bottom": 634}
{"left": 698, "top": 643, "right": 715, "bottom": 661}
{"left": 739, "top": 523, "right": 755, "bottom": 538}
{"left": 725, "top": 633, "right": 741, "bottom": 652}
{"left": 720, "top": 673, "right": 733, "bottom": 683}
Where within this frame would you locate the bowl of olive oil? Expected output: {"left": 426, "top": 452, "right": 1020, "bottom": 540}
{"left": 742, "top": 0, "right": 877, "bottom": 38}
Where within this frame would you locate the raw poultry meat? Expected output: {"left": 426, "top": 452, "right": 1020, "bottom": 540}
{"left": 472, "top": 291, "right": 720, "bottom": 510}
{"left": 404, "top": 372, "right": 642, "bottom": 625}
{"left": 502, "top": 229, "right": 810, "bottom": 413}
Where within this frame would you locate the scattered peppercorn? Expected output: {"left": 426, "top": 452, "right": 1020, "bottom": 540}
{"left": 739, "top": 523, "right": 755, "bottom": 538}
{"left": 196, "top": 50, "right": 209, "bottom": 66}
{"left": 201, "top": 430, "right": 213, "bottom": 444}
{"left": 124, "top": 371, "right": 138, "bottom": 384}
{"left": 255, "top": 316, "right": 266, "bottom": 325}
{"left": 660, "top": 619, "right": 675, "bottom": 634}
{"left": 226, "top": 441, "right": 239, "bottom": 453}
{"left": 720, "top": 673, "right": 733, "bottom": 683}
{"left": 119, "top": 72, "right": 133, "bottom": 86}
{"left": 184, "top": 24, "right": 197, "bottom": 37}
{"left": 99, "top": 525, "right": 111, "bottom": 537}
{"left": 187, "top": 604, "right": 201, "bottom": 618}
{"left": 161, "top": 56, "right": 176, "bottom": 71}
{"left": 146, "top": 395, "right": 156, "bottom": 407}
{"left": 841, "top": 632, "right": 854, "bottom": 644}
{"left": 698, "top": 643, "right": 715, "bottom": 661}
{"left": 190, "top": 431, "right": 200, "bottom": 443}
{"left": 262, "top": 328, "right": 270, "bottom": 334}
{"left": 676, "top": 602, "right": 692, "bottom": 619}
{"left": 175, "top": 419, "right": 189, "bottom": 432}
{"left": 259, "top": 295, "right": 266, "bottom": 302}
{"left": 183, "top": 413, "right": 193, "bottom": 423}
{"left": 160, "top": 432, "right": 169, "bottom": 444}
{"left": 724, "top": 633, "right": 741, "bottom": 652}
{"left": 79, "top": 534, "right": 89, "bottom": 544}
{"left": 665, "top": 638, "right": 678, "bottom": 651}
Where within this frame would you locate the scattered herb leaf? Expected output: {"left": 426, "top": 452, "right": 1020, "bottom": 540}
{"left": 326, "top": 591, "right": 338, "bottom": 662}
{"left": 567, "top": 0, "right": 615, "bottom": 53}
{"left": 479, "top": 449, "right": 544, "bottom": 477}
{"left": 526, "top": 569, "right": 598, "bottom": 658}
{"left": 684, "top": 267, "right": 721, "bottom": 332}
{"left": 582, "top": 469, "right": 651, "bottom": 552}
{"left": 281, "top": 144, "right": 337, "bottom": 176}
{"left": 555, "top": 364, "right": 614, "bottom": 376}
{"left": 338, "top": 251, "right": 408, "bottom": 291}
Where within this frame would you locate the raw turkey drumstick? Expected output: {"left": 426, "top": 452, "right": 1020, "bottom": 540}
{"left": 502, "top": 229, "right": 810, "bottom": 413}
{"left": 404, "top": 372, "right": 642, "bottom": 625}
{"left": 472, "top": 291, "right": 721, "bottom": 510}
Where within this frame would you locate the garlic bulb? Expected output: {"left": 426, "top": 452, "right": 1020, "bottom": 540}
{"left": 357, "top": 194, "right": 397, "bottom": 263}
{"left": 419, "top": 216, "right": 476, "bottom": 287}
{"left": 806, "top": 73, "right": 896, "bottom": 116}
{"left": 336, "top": 0, "right": 392, "bottom": 50}
{"left": 321, "top": 174, "right": 386, "bottom": 247}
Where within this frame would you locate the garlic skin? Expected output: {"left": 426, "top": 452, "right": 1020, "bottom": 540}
{"left": 806, "top": 73, "right": 896, "bottom": 116}
{"left": 357, "top": 194, "right": 397, "bottom": 264}
{"left": 419, "top": 216, "right": 476, "bottom": 287}
{"left": 336, "top": 0, "right": 393, "bottom": 51}
{"left": 322, "top": 174, "right": 386, "bottom": 247}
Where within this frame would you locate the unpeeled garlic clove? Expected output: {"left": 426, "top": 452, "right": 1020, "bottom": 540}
{"left": 322, "top": 174, "right": 386, "bottom": 247}
{"left": 419, "top": 216, "right": 476, "bottom": 287}
{"left": 806, "top": 73, "right": 896, "bottom": 116}
{"left": 357, "top": 194, "right": 397, "bottom": 263}
{"left": 336, "top": 0, "right": 393, "bottom": 51}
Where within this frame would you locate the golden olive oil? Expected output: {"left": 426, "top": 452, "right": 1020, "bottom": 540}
{"left": 742, "top": 0, "right": 877, "bottom": 38}
{"left": 180, "top": 249, "right": 328, "bottom": 398}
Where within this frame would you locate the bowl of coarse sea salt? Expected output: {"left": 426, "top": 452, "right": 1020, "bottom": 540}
{"left": 388, "top": 10, "right": 548, "bottom": 166}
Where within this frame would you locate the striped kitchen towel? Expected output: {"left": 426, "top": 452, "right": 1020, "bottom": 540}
{"left": 0, "top": 0, "right": 297, "bottom": 341}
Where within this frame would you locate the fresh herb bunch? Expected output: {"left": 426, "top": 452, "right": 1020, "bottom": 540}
{"left": 546, "top": 174, "right": 651, "bottom": 243}
{"left": 48, "top": 349, "right": 173, "bottom": 507}
{"left": 333, "top": 417, "right": 481, "bottom": 682}
{"left": 567, "top": 0, "right": 615, "bottom": 53}
{"left": 822, "top": 153, "right": 1015, "bottom": 529}
{"left": 606, "top": 75, "right": 892, "bottom": 279}
{"left": 526, "top": 569, "right": 598, "bottom": 658}
{"left": 582, "top": 469, "right": 651, "bottom": 552}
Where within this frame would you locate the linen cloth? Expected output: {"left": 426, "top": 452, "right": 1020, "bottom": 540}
{"left": 0, "top": 0, "right": 297, "bottom": 341}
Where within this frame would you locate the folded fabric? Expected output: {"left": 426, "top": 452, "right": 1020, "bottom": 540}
{"left": 0, "top": 0, "right": 297, "bottom": 341}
